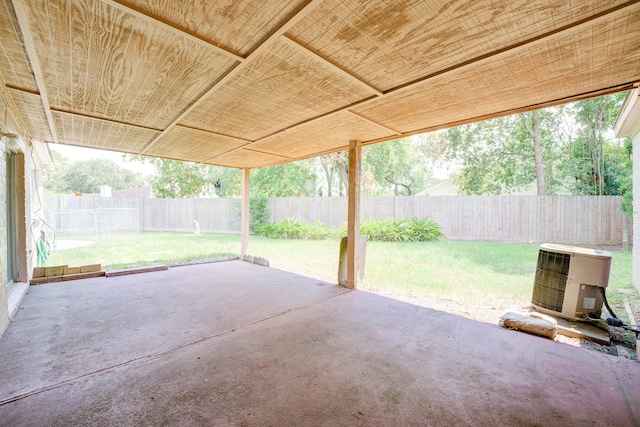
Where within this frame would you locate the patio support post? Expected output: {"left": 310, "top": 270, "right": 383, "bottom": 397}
{"left": 241, "top": 167, "right": 250, "bottom": 257}
{"left": 346, "top": 139, "right": 362, "bottom": 289}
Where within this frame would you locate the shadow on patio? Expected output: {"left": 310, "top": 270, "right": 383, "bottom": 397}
{"left": 0, "top": 261, "right": 638, "bottom": 426}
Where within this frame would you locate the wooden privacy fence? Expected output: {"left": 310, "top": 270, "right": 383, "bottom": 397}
{"left": 44, "top": 195, "right": 631, "bottom": 244}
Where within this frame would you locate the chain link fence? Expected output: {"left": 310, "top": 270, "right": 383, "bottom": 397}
{"left": 48, "top": 208, "right": 140, "bottom": 248}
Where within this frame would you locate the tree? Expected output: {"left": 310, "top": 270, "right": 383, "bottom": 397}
{"left": 364, "top": 138, "right": 430, "bottom": 195}
{"left": 318, "top": 152, "right": 349, "bottom": 196}
{"left": 43, "top": 150, "right": 71, "bottom": 193}
{"left": 250, "top": 160, "right": 317, "bottom": 197}
{"left": 125, "top": 156, "right": 211, "bottom": 198}
{"left": 150, "top": 159, "right": 211, "bottom": 198}
{"left": 443, "top": 113, "right": 559, "bottom": 195}
{"left": 316, "top": 138, "right": 432, "bottom": 197}
{"left": 617, "top": 137, "right": 633, "bottom": 217}
{"left": 559, "top": 93, "right": 628, "bottom": 196}
{"left": 207, "top": 166, "right": 241, "bottom": 197}
{"left": 44, "top": 157, "right": 143, "bottom": 194}
{"left": 520, "top": 110, "right": 547, "bottom": 195}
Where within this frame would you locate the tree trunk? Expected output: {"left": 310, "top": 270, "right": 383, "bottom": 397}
{"left": 385, "top": 176, "right": 411, "bottom": 196}
{"left": 338, "top": 164, "right": 348, "bottom": 197}
{"left": 522, "top": 111, "right": 546, "bottom": 196}
{"left": 321, "top": 163, "right": 333, "bottom": 197}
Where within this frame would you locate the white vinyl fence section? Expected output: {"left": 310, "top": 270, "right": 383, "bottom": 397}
{"left": 44, "top": 195, "right": 631, "bottom": 244}
{"left": 44, "top": 195, "right": 240, "bottom": 234}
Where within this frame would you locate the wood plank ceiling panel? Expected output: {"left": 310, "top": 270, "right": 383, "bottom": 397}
{"left": 120, "top": 0, "right": 307, "bottom": 57}
{"left": 351, "top": 7, "right": 640, "bottom": 135}
{"left": 287, "top": 0, "right": 631, "bottom": 92}
{"left": 53, "top": 110, "right": 159, "bottom": 153}
{"left": 7, "top": 88, "right": 52, "bottom": 140}
{"left": 25, "top": 0, "right": 237, "bottom": 130}
{"left": 179, "top": 38, "right": 374, "bottom": 141}
{"left": 212, "top": 149, "right": 288, "bottom": 169}
{"left": 144, "top": 125, "right": 249, "bottom": 163}
{"left": 0, "top": 0, "right": 38, "bottom": 91}
{"left": 1, "top": 0, "right": 638, "bottom": 168}
{"left": 246, "top": 110, "right": 395, "bottom": 160}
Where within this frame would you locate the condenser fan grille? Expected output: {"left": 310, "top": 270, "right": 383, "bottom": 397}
{"left": 532, "top": 250, "right": 571, "bottom": 312}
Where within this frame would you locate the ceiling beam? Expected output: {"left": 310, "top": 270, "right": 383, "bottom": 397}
{"left": 281, "top": 34, "right": 383, "bottom": 97}
{"left": 101, "top": 0, "right": 244, "bottom": 63}
{"left": 52, "top": 108, "right": 163, "bottom": 131}
{"left": 204, "top": 142, "right": 253, "bottom": 162}
{"left": 1, "top": 79, "right": 34, "bottom": 140}
{"left": 242, "top": 148, "right": 293, "bottom": 160}
{"left": 228, "top": 96, "right": 378, "bottom": 154}
{"left": 175, "top": 124, "right": 253, "bottom": 143}
{"left": 346, "top": 110, "right": 400, "bottom": 134}
{"left": 11, "top": 0, "right": 59, "bottom": 143}
{"left": 139, "top": 0, "right": 325, "bottom": 156}
{"left": 236, "top": 0, "right": 640, "bottom": 150}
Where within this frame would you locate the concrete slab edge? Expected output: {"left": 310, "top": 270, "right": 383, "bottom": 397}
{"left": 169, "top": 256, "right": 239, "bottom": 268}
{"left": 105, "top": 265, "right": 169, "bottom": 277}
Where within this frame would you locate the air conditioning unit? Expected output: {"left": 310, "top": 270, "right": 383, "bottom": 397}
{"left": 531, "top": 244, "right": 611, "bottom": 321}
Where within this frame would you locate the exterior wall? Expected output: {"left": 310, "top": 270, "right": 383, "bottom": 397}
{"left": 0, "top": 138, "right": 7, "bottom": 335}
{"left": 1, "top": 83, "right": 49, "bottom": 336}
{"left": 614, "top": 88, "right": 640, "bottom": 293}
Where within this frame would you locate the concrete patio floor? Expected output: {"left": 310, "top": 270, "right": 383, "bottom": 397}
{"left": 0, "top": 260, "right": 638, "bottom": 426}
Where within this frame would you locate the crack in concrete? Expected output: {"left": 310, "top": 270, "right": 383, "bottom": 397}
{"left": 0, "top": 287, "right": 353, "bottom": 407}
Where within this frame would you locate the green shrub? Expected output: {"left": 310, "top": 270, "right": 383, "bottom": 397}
{"left": 257, "top": 216, "right": 445, "bottom": 242}
{"left": 256, "top": 218, "right": 336, "bottom": 240}
{"left": 249, "top": 196, "right": 270, "bottom": 232}
{"left": 405, "top": 216, "right": 446, "bottom": 241}
{"left": 235, "top": 196, "right": 271, "bottom": 232}
{"left": 342, "top": 217, "right": 444, "bottom": 242}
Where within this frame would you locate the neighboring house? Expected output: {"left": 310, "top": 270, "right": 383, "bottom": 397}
{"left": 417, "top": 179, "right": 459, "bottom": 196}
{"left": 88, "top": 185, "right": 153, "bottom": 198}
{"left": 112, "top": 186, "right": 153, "bottom": 199}
{"left": 1, "top": 83, "right": 52, "bottom": 336}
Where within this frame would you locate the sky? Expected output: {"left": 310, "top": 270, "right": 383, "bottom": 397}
{"left": 48, "top": 144, "right": 154, "bottom": 176}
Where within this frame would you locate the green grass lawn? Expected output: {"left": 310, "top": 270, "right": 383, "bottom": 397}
{"left": 48, "top": 232, "right": 240, "bottom": 269}
{"left": 47, "top": 232, "right": 634, "bottom": 321}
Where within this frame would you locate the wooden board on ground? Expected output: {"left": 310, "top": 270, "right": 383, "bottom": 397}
{"left": 552, "top": 316, "right": 610, "bottom": 346}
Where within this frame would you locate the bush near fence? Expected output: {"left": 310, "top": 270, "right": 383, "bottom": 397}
{"left": 44, "top": 195, "right": 631, "bottom": 245}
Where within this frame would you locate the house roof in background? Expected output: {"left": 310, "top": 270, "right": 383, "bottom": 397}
{"left": 615, "top": 88, "right": 640, "bottom": 138}
{"left": 112, "top": 186, "right": 152, "bottom": 198}
{"left": 2, "top": 0, "right": 639, "bottom": 168}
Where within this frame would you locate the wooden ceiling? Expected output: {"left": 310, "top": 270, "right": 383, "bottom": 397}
{"left": 2, "top": 0, "right": 639, "bottom": 168}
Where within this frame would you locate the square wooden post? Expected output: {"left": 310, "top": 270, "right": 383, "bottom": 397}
{"left": 346, "top": 140, "right": 361, "bottom": 289}
{"left": 241, "top": 167, "right": 250, "bottom": 257}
